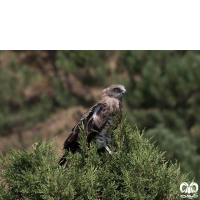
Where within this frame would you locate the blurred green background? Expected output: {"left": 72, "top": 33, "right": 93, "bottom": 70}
{"left": 0, "top": 50, "right": 200, "bottom": 185}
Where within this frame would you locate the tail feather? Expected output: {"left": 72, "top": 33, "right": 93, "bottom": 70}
{"left": 59, "top": 134, "right": 79, "bottom": 166}
{"left": 59, "top": 155, "right": 67, "bottom": 166}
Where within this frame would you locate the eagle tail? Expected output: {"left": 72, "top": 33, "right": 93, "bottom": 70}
{"left": 59, "top": 154, "right": 67, "bottom": 166}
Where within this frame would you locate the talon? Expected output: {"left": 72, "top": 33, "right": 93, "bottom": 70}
{"left": 110, "top": 151, "right": 117, "bottom": 156}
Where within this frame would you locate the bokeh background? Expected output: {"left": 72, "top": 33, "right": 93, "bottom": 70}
{"left": 0, "top": 50, "right": 200, "bottom": 185}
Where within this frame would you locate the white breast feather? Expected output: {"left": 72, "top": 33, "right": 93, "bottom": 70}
{"left": 93, "top": 105, "right": 103, "bottom": 120}
{"left": 117, "top": 99, "right": 121, "bottom": 105}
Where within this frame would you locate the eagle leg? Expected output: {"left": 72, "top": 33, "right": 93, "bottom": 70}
{"left": 95, "top": 134, "right": 116, "bottom": 155}
{"left": 106, "top": 134, "right": 111, "bottom": 145}
{"left": 105, "top": 145, "right": 117, "bottom": 155}
{"left": 105, "top": 133, "right": 117, "bottom": 155}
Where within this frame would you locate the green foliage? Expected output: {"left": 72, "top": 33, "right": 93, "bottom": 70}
{"left": 0, "top": 121, "right": 190, "bottom": 199}
{"left": 57, "top": 50, "right": 111, "bottom": 86}
{"left": 53, "top": 78, "right": 78, "bottom": 107}
{"left": 117, "top": 50, "right": 200, "bottom": 185}
{"left": 145, "top": 125, "right": 200, "bottom": 182}
{"left": 0, "top": 58, "right": 54, "bottom": 134}
{"left": 0, "top": 55, "right": 78, "bottom": 135}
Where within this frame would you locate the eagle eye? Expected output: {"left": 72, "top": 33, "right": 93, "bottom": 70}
{"left": 114, "top": 88, "right": 119, "bottom": 92}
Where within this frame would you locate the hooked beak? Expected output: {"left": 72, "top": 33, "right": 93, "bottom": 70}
{"left": 123, "top": 90, "right": 127, "bottom": 95}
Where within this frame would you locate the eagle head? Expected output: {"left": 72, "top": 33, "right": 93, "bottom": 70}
{"left": 102, "top": 84, "right": 127, "bottom": 99}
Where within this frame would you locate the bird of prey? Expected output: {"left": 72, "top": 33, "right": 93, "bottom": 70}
{"left": 59, "top": 84, "right": 127, "bottom": 166}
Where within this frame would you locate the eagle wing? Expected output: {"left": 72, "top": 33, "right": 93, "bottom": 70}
{"left": 63, "top": 100, "right": 118, "bottom": 152}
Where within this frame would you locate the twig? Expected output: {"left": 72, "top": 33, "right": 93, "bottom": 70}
{"left": 118, "top": 123, "right": 123, "bottom": 153}
{"left": 149, "top": 161, "right": 153, "bottom": 175}
{"left": 175, "top": 173, "right": 179, "bottom": 188}
{"left": 139, "top": 168, "right": 143, "bottom": 177}
{"left": 131, "top": 186, "right": 135, "bottom": 194}
{"left": 85, "top": 133, "right": 89, "bottom": 154}
{"left": 90, "top": 183, "right": 101, "bottom": 200}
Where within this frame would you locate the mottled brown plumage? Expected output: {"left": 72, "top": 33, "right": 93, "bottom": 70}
{"left": 59, "top": 84, "right": 127, "bottom": 166}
